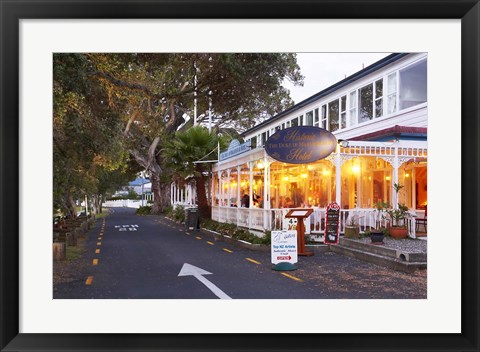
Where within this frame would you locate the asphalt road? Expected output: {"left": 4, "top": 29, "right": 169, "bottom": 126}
{"left": 53, "top": 207, "right": 427, "bottom": 299}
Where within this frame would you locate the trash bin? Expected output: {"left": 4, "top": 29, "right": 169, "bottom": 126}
{"left": 185, "top": 207, "right": 200, "bottom": 231}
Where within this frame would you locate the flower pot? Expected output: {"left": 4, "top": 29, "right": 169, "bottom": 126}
{"left": 344, "top": 226, "right": 360, "bottom": 239}
{"left": 389, "top": 226, "right": 408, "bottom": 239}
{"left": 370, "top": 231, "right": 385, "bottom": 244}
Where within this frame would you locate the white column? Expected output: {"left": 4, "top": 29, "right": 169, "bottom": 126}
{"left": 335, "top": 145, "right": 342, "bottom": 206}
{"left": 263, "top": 157, "right": 270, "bottom": 230}
{"left": 236, "top": 166, "right": 241, "bottom": 207}
{"left": 393, "top": 145, "right": 399, "bottom": 209}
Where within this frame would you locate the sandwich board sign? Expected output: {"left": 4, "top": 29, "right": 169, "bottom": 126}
{"left": 271, "top": 230, "right": 298, "bottom": 265}
{"left": 325, "top": 202, "right": 340, "bottom": 244}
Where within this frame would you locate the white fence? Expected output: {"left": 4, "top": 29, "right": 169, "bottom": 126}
{"left": 103, "top": 199, "right": 144, "bottom": 209}
{"left": 212, "top": 207, "right": 419, "bottom": 239}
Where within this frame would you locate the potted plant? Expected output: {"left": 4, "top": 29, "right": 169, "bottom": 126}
{"left": 370, "top": 201, "right": 389, "bottom": 244}
{"left": 385, "top": 183, "right": 409, "bottom": 239}
{"left": 344, "top": 214, "right": 360, "bottom": 239}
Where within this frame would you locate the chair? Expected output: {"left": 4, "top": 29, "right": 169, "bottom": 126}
{"left": 416, "top": 205, "right": 427, "bottom": 232}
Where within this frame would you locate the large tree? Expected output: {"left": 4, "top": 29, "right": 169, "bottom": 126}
{"left": 53, "top": 54, "right": 135, "bottom": 217}
{"left": 85, "top": 53, "right": 303, "bottom": 214}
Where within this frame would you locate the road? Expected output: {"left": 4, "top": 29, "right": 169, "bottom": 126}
{"left": 53, "top": 207, "right": 427, "bottom": 299}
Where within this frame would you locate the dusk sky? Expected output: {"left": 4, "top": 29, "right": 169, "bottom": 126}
{"left": 285, "top": 52, "right": 391, "bottom": 104}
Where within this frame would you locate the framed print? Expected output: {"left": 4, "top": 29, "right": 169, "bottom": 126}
{"left": 1, "top": 0, "right": 479, "bottom": 351}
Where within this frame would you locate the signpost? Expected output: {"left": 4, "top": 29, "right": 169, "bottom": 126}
{"left": 271, "top": 230, "right": 298, "bottom": 270}
{"left": 325, "top": 202, "right": 340, "bottom": 244}
{"left": 285, "top": 208, "right": 314, "bottom": 256}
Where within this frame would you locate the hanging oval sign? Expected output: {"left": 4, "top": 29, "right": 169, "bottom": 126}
{"left": 265, "top": 126, "right": 337, "bottom": 164}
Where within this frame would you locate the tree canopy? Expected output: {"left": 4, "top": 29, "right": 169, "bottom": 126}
{"left": 53, "top": 53, "right": 303, "bottom": 216}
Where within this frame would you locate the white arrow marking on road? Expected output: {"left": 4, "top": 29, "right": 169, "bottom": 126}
{"left": 178, "top": 263, "right": 231, "bottom": 300}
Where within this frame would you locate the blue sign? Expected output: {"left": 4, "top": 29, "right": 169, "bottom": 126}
{"left": 220, "top": 139, "right": 251, "bottom": 161}
{"left": 265, "top": 126, "right": 337, "bottom": 164}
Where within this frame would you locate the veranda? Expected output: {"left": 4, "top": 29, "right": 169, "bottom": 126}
{"left": 172, "top": 140, "right": 428, "bottom": 239}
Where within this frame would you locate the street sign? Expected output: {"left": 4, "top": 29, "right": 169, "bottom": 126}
{"left": 271, "top": 230, "right": 298, "bottom": 265}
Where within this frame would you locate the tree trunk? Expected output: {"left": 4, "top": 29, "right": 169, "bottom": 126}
{"left": 53, "top": 242, "right": 66, "bottom": 261}
{"left": 195, "top": 171, "right": 211, "bottom": 219}
{"left": 150, "top": 173, "right": 171, "bottom": 214}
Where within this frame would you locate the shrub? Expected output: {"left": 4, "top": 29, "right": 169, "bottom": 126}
{"left": 136, "top": 206, "right": 152, "bottom": 215}
{"left": 201, "top": 219, "right": 271, "bottom": 245}
{"left": 172, "top": 205, "right": 185, "bottom": 223}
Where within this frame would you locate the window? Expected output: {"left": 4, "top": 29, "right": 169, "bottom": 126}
{"left": 399, "top": 59, "right": 427, "bottom": 110}
{"left": 359, "top": 83, "right": 373, "bottom": 123}
{"left": 299, "top": 115, "right": 304, "bottom": 126}
{"left": 286, "top": 121, "right": 291, "bottom": 128}
{"left": 328, "top": 100, "right": 339, "bottom": 132}
{"left": 387, "top": 73, "right": 397, "bottom": 114}
{"left": 375, "top": 79, "right": 383, "bottom": 118}
{"left": 261, "top": 132, "right": 267, "bottom": 146}
{"left": 349, "top": 91, "right": 357, "bottom": 127}
{"left": 314, "top": 108, "right": 319, "bottom": 127}
{"left": 291, "top": 118, "right": 298, "bottom": 127}
{"left": 306, "top": 111, "right": 314, "bottom": 126}
{"left": 340, "top": 96, "right": 347, "bottom": 129}
{"left": 321, "top": 105, "right": 327, "bottom": 129}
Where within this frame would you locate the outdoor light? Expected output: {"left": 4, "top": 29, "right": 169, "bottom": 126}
{"left": 338, "top": 139, "right": 349, "bottom": 148}
{"left": 352, "top": 165, "right": 360, "bottom": 174}
{"left": 301, "top": 173, "right": 308, "bottom": 179}
{"left": 257, "top": 160, "right": 265, "bottom": 169}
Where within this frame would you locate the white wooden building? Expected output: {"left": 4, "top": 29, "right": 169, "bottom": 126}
{"left": 175, "top": 53, "right": 428, "bottom": 238}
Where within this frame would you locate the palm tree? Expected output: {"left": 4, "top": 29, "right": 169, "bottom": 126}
{"left": 165, "top": 126, "right": 227, "bottom": 219}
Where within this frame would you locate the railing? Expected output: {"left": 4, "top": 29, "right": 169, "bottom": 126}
{"left": 212, "top": 206, "right": 419, "bottom": 239}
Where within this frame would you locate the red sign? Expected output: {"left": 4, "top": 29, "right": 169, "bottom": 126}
{"left": 277, "top": 256, "right": 292, "bottom": 261}
{"left": 324, "top": 202, "right": 340, "bottom": 244}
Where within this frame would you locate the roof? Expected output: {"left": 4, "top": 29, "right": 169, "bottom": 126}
{"left": 129, "top": 178, "right": 151, "bottom": 186}
{"left": 244, "top": 53, "right": 409, "bottom": 136}
{"left": 349, "top": 125, "right": 427, "bottom": 142}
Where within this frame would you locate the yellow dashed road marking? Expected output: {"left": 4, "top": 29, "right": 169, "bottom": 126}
{"left": 222, "top": 248, "right": 233, "bottom": 253}
{"left": 186, "top": 232, "right": 191, "bottom": 236}
{"left": 280, "top": 273, "right": 303, "bottom": 282}
{"left": 206, "top": 241, "right": 214, "bottom": 245}
{"left": 85, "top": 276, "right": 93, "bottom": 285}
{"left": 97, "top": 242, "right": 102, "bottom": 246}
{"left": 245, "top": 258, "right": 261, "bottom": 265}
{"left": 95, "top": 249, "right": 100, "bottom": 254}
{"left": 98, "top": 237, "right": 102, "bottom": 240}
{"left": 195, "top": 236, "right": 202, "bottom": 240}
{"left": 92, "top": 259, "right": 99, "bottom": 265}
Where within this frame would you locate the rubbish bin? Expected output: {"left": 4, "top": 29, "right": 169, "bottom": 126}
{"left": 185, "top": 207, "right": 200, "bottom": 231}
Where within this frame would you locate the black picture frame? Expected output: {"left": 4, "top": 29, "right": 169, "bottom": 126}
{"left": 1, "top": 1, "right": 478, "bottom": 351}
